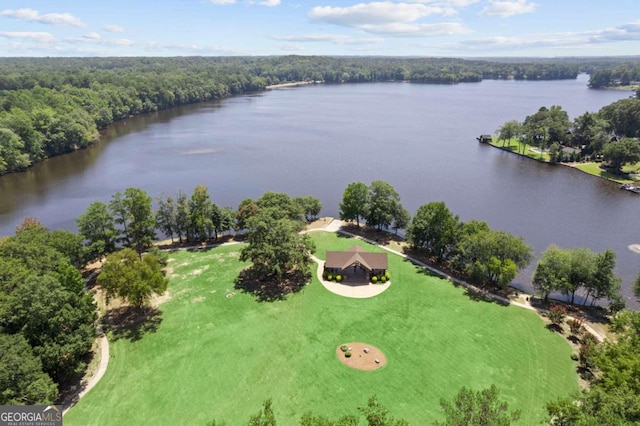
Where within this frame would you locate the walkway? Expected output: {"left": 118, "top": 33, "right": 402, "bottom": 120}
{"left": 62, "top": 325, "right": 109, "bottom": 414}
{"left": 312, "top": 218, "right": 605, "bottom": 341}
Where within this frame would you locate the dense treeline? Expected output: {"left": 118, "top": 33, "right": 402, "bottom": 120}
{"left": 587, "top": 59, "right": 640, "bottom": 89}
{"left": 496, "top": 97, "right": 640, "bottom": 174}
{"left": 0, "top": 219, "right": 96, "bottom": 404}
{"left": 0, "top": 56, "right": 586, "bottom": 175}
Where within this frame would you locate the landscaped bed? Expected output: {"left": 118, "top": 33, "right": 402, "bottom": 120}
{"left": 65, "top": 232, "right": 578, "bottom": 425}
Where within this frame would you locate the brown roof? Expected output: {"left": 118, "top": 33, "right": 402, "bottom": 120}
{"left": 325, "top": 245, "right": 388, "bottom": 271}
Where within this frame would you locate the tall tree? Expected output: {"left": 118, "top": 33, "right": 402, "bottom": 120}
{"left": 602, "top": 138, "right": 640, "bottom": 174}
{"left": 189, "top": 185, "right": 215, "bottom": 241}
{"left": 365, "top": 180, "right": 402, "bottom": 231}
{"left": 588, "top": 249, "right": 620, "bottom": 306}
{"left": 239, "top": 212, "right": 315, "bottom": 284}
{"left": 496, "top": 120, "right": 521, "bottom": 148}
{"left": 256, "top": 191, "right": 303, "bottom": 222}
{"left": 391, "top": 204, "right": 411, "bottom": 235}
{"left": 0, "top": 224, "right": 96, "bottom": 383}
{"left": 339, "top": 182, "right": 369, "bottom": 227}
{"left": 0, "top": 333, "right": 58, "bottom": 405}
{"left": 564, "top": 248, "right": 596, "bottom": 305}
{"left": 0, "top": 128, "right": 30, "bottom": 174}
{"left": 435, "top": 385, "right": 521, "bottom": 426}
{"left": 456, "top": 229, "right": 532, "bottom": 287}
{"left": 77, "top": 201, "right": 117, "bottom": 259}
{"left": 358, "top": 396, "right": 408, "bottom": 426}
{"left": 110, "top": 188, "right": 156, "bottom": 255}
{"left": 97, "top": 248, "right": 168, "bottom": 308}
{"left": 407, "top": 202, "right": 460, "bottom": 261}
{"left": 212, "top": 206, "right": 235, "bottom": 239}
{"left": 294, "top": 195, "right": 322, "bottom": 222}
{"left": 175, "top": 190, "right": 190, "bottom": 242}
{"left": 532, "top": 245, "right": 570, "bottom": 302}
{"left": 155, "top": 194, "right": 177, "bottom": 243}
{"left": 236, "top": 198, "right": 258, "bottom": 231}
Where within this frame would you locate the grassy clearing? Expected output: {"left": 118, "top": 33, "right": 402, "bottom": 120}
{"left": 489, "top": 138, "right": 551, "bottom": 162}
{"left": 573, "top": 163, "right": 637, "bottom": 184}
{"left": 65, "top": 233, "right": 577, "bottom": 425}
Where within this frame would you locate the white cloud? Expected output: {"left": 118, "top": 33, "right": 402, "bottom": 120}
{"left": 272, "top": 33, "right": 384, "bottom": 44}
{"left": 208, "top": 0, "right": 236, "bottom": 4}
{"left": 409, "top": 0, "right": 479, "bottom": 7}
{"left": 142, "top": 41, "right": 243, "bottom": 55}
{"left": 308, "top": 2, "right": 470, "bottom": 37}
{"left": 258, "top": 0, "right": 281, "bottom": 6}
{"left": 279, "top": 44, "right": 305, "bottom": 51}
{"left": 0, "top": 8, "right": 86, "bottom": 27}
{"left": 455, "top": 21, "right": 640, "bottom": 52}
{"left": 66, "top": 36, "right": 135, "bottom": 47}
{"left": 362, "top": 21, "right": 471, "bottom": 36}
{"left": 0, "top": 31, "right": 55, "bottom": 42}
{"left": 104, "top": 24, "right": 125, "bottom": 33}
{"left": 479, "top": 0, "right": 536, "bottom": 18}
{"left": 309, "top": 2, "right": 452, "bottom": 27}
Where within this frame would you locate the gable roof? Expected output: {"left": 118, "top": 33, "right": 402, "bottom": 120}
{"left": 325, "top": 245, "right": 388, "bottom": 271}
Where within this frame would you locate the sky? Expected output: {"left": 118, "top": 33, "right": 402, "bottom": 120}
{"left": 1, "top": 0, "right": 640, "bottom": 57}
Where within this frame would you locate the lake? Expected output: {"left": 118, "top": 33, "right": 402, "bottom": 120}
{"left": 1, "top": 74, "right": 638, "bottom": 306}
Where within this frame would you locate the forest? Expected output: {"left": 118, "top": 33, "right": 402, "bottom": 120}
{"left": 1, "top": 55, "right": 636, "bottom": 175}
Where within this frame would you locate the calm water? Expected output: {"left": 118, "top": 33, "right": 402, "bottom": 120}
{"left": 1, "top": 74, "right": 638, "bottom": 305}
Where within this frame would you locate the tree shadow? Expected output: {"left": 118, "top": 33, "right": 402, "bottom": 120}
{"left": 546, "top": 323, "right": 564, "bottom": 334}
{"left": 340, "top": 224, "right": 404, "bottom": 246}
{"left": 103, "top": 306, "right": 163, "bottom": 342}
{"left": 463, "top": 288, "right": 510, "bottom": 306}
{"left": 234, "top": 268, "right": 308, "bottom": 302}
{"left": 567, "top": 335, "right": 581, "bottom": 345}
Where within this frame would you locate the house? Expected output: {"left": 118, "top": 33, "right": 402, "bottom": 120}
{"left": 325, "top": 245, "right": 388, "bottom": 279}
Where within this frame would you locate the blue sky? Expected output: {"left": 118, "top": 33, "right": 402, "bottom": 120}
{"left": 1, "top": 0, "right": 639, "bottom": 57}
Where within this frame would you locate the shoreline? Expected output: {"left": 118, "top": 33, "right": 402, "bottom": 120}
{"left": 485, "top": 139, "right": 639, "bottom": 189}
{"left": 265, "top": 80, "right": 320, "bottom": 90}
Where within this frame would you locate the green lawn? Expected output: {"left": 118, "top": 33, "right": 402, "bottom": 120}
{"left": 65, "top": 233, "right": 577, "bottom": 425}
{"left": 573, "top": 162, "right": 637, "bottom": 183}
{"left": 489, "top": 138, "right": 551, "bottom": 162}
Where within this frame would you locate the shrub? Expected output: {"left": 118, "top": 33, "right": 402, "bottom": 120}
{"left": 327, "top": 274, "right": 333, "bottom": 281}
{"left": 548, "top": 304, "right": 567, "bottom": 325}
{"left": 340, "top": 345, "right": 348, "bottom": 352}
{"left": 567, "top": 318, "right": 584, "bottom": 335}
{"left": 570, "top": 353, "right": 579, "bottom": 361}
{"left": 336, "top": 275, "right": 342, "bottom": 282}
{"left": 371, "top": 276, "right": 377, "bottom": 283}
{"left": 322, "top": 271, "right": 328, "bottom": 279}
{"left": 385, "top": 271, "right": 390, "bottom": 280}
{"left": 380, "top": 276, "right": 387, "bottom": 283}
{"left": 344, "top": 351, "right": 352, "bottom": 358}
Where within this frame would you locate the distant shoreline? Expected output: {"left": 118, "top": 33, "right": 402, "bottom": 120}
{"left": 265, "top": 81, "right": 320, "bottom": 90}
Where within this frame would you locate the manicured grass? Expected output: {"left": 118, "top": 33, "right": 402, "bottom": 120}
{"left": 574, "top": 162, "right": 637, "bottom": 184}
{"left": 65, "top": 233, "right": 577, "bottom": 425}
{"left": 489, "top": 138, "right": 551, "bottom": 162}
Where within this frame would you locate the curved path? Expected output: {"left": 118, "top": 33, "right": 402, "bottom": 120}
{"left": 63, "top": 325, "right": 109, "bottom": 415}
{"left": 312, "top": 218, "right": 605, "bottom": 342}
